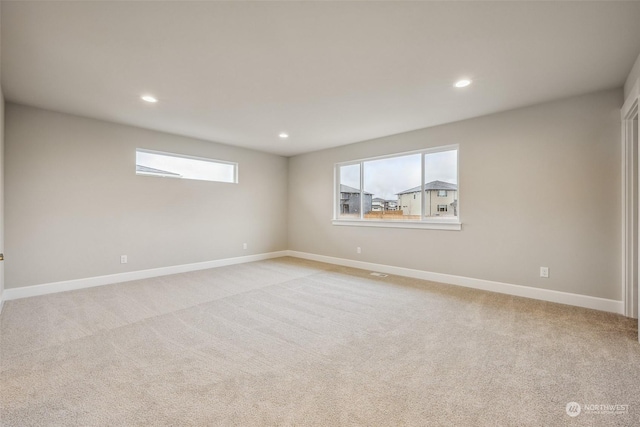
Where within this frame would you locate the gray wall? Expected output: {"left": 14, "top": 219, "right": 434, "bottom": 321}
{"left": 0, "top": 90, "right": 4, "bottom": 299}
{"left": 4, "top": 88, "right": 625, "bottom": 300}
{"left": 5, "top": 104, "right": 288, "bottom": 289}
{"left": 288, "top": 89, "right": 622, "bottom": 300}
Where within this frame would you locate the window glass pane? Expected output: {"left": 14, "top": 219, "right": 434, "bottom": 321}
{"left": 338, "top": 164, "right": 361, "bottom": 218}
{"left": 424, "top": 149, "right": 458, "bottom": 217}
{"left": 364, "top": 153, "right": 421, "bottom": 221}
{"left": 136, "top": 149, "right": 237, "bottom": 183}
{"left": 334, "top": 146, "right": 459, "bottom": 224}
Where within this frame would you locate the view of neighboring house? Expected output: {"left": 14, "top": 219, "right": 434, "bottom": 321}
{"left": 340, "top": 184, "right": 373, "bottom": 215}
{"left": 372, "top": 198, "right": 398, "bottom": 212}
{"left": 136, "top": 164, "right": 182, "bottom": 178}
{"left": 397, "top": 180, "right": 458, "bottom": 217}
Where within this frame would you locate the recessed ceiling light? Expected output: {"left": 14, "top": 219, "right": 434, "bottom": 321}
{"left": 279, "top": 132, "right": 289, "bottom": 139}
{"left": 454, "top": 79, "right": 472, "bottom": 88}
{"left": 141, "top": 95, "right": 158, "bottom": 103}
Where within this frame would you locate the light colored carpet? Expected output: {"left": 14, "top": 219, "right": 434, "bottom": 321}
{"left": 1, "top": 257, "right": 639, "bottom": 426}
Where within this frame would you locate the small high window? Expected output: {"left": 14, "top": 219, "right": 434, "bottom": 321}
{"left": 136, "top": 149, "right": 238, "bottom": 184}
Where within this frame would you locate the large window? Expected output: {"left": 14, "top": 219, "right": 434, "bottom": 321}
{"left": 334, "top": 146, "right": 459, "bottom": 230}
{"left": 136, "top": 149, "right": 238, "bottom": 184}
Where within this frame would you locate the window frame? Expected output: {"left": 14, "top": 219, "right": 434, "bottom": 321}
{"left": 333, "top": 145, "right": 460, "bottom": 231}
{"left": 136, "top": 148, "right": 239, "bottom": 184}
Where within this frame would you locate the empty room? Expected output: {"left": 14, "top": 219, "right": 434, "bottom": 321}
{"left": 2, "top": 1, "right": 640, "bottom": 426}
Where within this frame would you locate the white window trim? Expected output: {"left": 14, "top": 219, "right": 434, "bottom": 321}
{"left": 333, "top": 145, "right": 461, "bottom": 231}
{"left": 332, "top": 219, "right": 461, "bottom": 230}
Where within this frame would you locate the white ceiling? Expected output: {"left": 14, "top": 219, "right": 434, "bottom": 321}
{"left": 2, "top": 1, "right": 640, "bottom": 157}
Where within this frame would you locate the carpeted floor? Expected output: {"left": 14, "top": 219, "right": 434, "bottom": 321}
{"left": 1, "top": 257, "right": 639, "bottom": 426}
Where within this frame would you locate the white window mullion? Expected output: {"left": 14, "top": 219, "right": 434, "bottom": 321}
{"left": 335, "top": 167, "right": 340, "bottom": 219}
{"left": 421, "top": 154, "right": 426, "bottom": 220}
{"left": 360, "top": 161, "right": 365, "bottom": 219}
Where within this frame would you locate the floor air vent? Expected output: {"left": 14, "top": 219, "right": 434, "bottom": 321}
{"left": 370, "top": 272, "right": 388, "bottom": 277}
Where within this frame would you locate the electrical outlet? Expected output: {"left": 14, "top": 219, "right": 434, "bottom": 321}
{"left": 243, "top": 243, "right": 248, "bottom": 250}
{"left": 540, "top": 267, "right": 549, "bottom": 278}
{"left": 357, "top": 247, "right": 361, "bottom": 254}
{"left": 121, "top": 255, "right": 128, "bottom": 264}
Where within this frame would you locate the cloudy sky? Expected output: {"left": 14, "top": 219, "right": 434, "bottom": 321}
{"left": 340, "top": 150, "right": 457, "bottom": 200}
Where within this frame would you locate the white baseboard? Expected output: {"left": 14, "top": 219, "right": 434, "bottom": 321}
{"left": 2, "top": 250, "right": 624, "bottom": 316}
{"left": 2, "top": 251, "right": 289, "bottom": 301}
{"left": 286, "top": 250, "right": 625, "bottom": 315}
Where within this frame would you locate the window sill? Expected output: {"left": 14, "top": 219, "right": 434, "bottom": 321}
{"left": 331, "top": 219, "right": 462, "bottom": 231}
